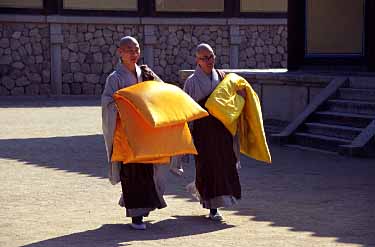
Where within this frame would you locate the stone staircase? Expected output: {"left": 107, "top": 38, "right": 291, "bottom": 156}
{"left": 272, "top": 77, "right": 375, "bottom": 156}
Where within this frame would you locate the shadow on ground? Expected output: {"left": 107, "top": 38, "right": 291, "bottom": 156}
{"left": 0, "top": 97, "right": 100, "bottom": 108}
{"left": 1, "top": 135, "right": 374, "bottom": 246}
{"left": 22, "top": 216, "right": 233, "bottom": 247}
{"left": 0, "top": 135, "right": 107, "bottom": 179}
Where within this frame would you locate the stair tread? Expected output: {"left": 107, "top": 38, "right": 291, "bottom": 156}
{"left": 305, "top": 122, "right": 363, "bottom": 132}
{"left": 328, "top": 99, "right": 375, "bottom": 105}
{"left": 295, "top": 132, "right": 352, "bottom": 143}
{"left": 339, "top": 88, "right": 375, "bottom": 92}
{"left": 315, "top": 111, "right": 375, "bottom": 119}
{"left": 285, "top": 144, "right": 338, "bottom": 155}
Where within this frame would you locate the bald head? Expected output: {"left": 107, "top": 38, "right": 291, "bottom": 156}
{"left": 195, "top": 43, "right": 214, "bottom": 57}
{"left": 117, "top": 36, "right": 140, "bottom": 69}
{"left": 195, "top": 43, "right": 215, "bottom": 75}
{"left": 119, "top": 36, "right": 139, "bottom": 48}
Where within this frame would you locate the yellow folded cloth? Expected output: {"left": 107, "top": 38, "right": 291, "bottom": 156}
{"left": 115, "top": 80, "right": 208, "bottom": 127}
{"left": 112, "top": 81, "right": 208, "bottom": 164}
{"left": 205, "top": 73, "right": 271, "bottom": 164}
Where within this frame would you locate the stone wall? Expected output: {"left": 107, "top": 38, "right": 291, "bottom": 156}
{"left": 0, "top": 15, "right": 287, "bottom": 96}
{"left": 0, "top": 22, "right": 51, "bottom": 96}
{"left": 239, "top": 25, "right": 287, "bottom": 69}
{"left": 60, "top": 24, "right": 142, "bottom": 95}
{"left": 153, "top": 25, "right": 231, "bottom": 84}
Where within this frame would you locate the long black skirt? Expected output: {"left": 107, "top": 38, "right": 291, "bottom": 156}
{"left": 120, "top": 163, "right": 163, "bottom": 210}
{"left": 192, "top": 98, "right": 241, "bottom": 201}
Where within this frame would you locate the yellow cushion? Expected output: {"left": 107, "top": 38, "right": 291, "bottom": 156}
{"left": 111, "top": 95, "right": 198, "bottom": 164}
{"left": 114, "top": 81, "right": 208, "bottom": 127}
{"left": 205, "top": 75, "right": 245, "bottom": 136}
{"left": 206, "top": 73, "right": 272, "bottom": 164}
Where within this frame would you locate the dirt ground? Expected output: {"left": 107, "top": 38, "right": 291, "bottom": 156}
{"left": 0, "top": 98, "right": 374, "bottom": 247}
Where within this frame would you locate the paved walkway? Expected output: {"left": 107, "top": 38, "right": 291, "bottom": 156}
{"left": 0, "top": 98, "right": 374, "bottom": 247}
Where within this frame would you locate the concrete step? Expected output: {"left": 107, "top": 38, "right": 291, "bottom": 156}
{"left": 304, "top": 122, "right": 362, "bottom": 140}
{"left": 313, "top": 111, "right": 374, "bottom": 128}
{"left": 326, "top": 99, "right": 375, "bottom": 115}
{"left": 285, "top": 144, "right": 338, "bottom": 155}
{"left": 293, "top": 132, "right": 351, "bottom": 152}
{"left": 348, "top": 77, "right": 375, "bottom": 89}
{"left": 338, "top": 88, "right": 375, "bottom": 101}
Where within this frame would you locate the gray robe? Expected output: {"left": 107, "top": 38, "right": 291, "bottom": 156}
{"left": 183, "top": 66, "right": 241, "bottom": 209}
{"left": 101, "top": 62, "right": 167, "bottom": 215}
{"left": 102, "top": 63, "right": 143, "bottom": 185}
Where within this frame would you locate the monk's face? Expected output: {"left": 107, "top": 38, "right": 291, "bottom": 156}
{"left": 118, "top": 42, "right": 140, "bottom": 67}
{"left": 196, "top": 49, "right": 216, "bottom": 75}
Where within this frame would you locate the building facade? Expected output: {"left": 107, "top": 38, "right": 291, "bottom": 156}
{"left": 288, "top": 0, "right": 375, "bottom": 72}
{"left": 0, "top": 0, "right": 287, "bottom": 95}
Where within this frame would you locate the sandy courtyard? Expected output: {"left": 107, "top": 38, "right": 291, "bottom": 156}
{"left": 0, "top": 98, "right": 374, "bottom": 247}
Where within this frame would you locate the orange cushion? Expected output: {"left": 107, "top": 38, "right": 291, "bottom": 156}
{"left": 114, "top": 81, "right": 208, "bottom": 127}
{"left": 111, "top": 95, "right": 197, "bottom": 164}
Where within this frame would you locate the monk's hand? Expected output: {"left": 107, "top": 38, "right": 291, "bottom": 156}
{"left": 170, "top": 167, "right": 184, "bottom": 176}
{"left": 169, "top": 156, "right": 184, "bottom": 176}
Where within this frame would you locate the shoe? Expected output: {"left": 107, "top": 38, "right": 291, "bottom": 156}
{"left": 209, "top": 212, "right": 223, "bottom": 221}
{"left": 130, "top": 223, "right": 147, "bottom": 230}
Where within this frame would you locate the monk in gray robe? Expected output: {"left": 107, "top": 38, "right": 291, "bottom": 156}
{"left": 101, "top": 36, "right": 166, "bottom": 230}
{"left": 183, "top": 43, "right": 242, "bottom": 221}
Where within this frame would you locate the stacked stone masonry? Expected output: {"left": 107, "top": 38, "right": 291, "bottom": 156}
{"left": 239, "top": 25, "right": 287, "bottom": 69}
{"left": 153, "top": 25, "right": 230, "bottom": 84}
{"left": 61, "top": 24, "right": 143, "bottom": 95}
{"left": 0, "top": 23, "right": 51, "bottom": 96}
{"left": 0, "top": 21, "right": 287, "bottom": 96}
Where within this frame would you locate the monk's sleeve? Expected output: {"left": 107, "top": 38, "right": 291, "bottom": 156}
{"left": 101, "top": 74, "right": 119, "bottom": 162}
{"left": 169, "top": 77, "right": 197, "bottom": 175}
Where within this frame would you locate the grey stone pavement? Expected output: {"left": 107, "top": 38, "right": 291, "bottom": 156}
{"left": 0, "top": 97, "right": 374, "bottom": 247}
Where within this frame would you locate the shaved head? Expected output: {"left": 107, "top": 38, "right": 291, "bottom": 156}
{"left": 119, "top": 36, "right": 139, "bottom": 48}
{"left": 195, "top": 43, "right": 214, "bottom": 57}
{"left": 117, "top": 36, "right": 140, "bottom": 71}
{"left": 195, "top": 43, "right": 215, "bottom": 75}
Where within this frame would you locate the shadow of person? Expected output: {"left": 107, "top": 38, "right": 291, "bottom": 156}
{"left": 0, "top": 97, "right": 100, "bottom": 108}
{"left": 23, "top": 216, "right": 234, "bottom": 247}
{"left": 0, "top": 135, "right": 107, "bottom": 179}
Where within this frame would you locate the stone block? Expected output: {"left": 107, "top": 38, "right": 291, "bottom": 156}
{"left": 27, "top": 73, "right": 42, "bottom": 83}
{"left": 0, "top": 38, "right": 10, "bottom": 48}
{"left": 0, "top": 85, "right": 9, "bottom": 96}
{"left": 15, "top": 76, "right": 30, "bottom": 87}
{"left": 71, "top": 83, "right": 82, "bottom": 94}
{"left": 11, "top": 31, "right": 21, "bottom": 39}
{"left": 63, "top": 73, "right": 73, "bottom": 83}
{"left": 12, "top": 62, "right": 25, "bottom": 69}
{"left": 86, "top": 74, "right": 100, "bottom": 84}
{"left": 91, "top": 63, "right": 103, "bottom": 73}
{"left": 25, "top": 84, "right": 40, "bottom": 95}
{"left": 39, "top": 84, "right": 51, "bottom": 95}
{"left": 82, "top": 83, "right": 94, "bottom": 94}
{"left": 1, "top": 76, "right": 15, "bottom": 90}
{"left": 62, "top": 83, "right": 70, "bottom": 94}
{"left": 0, "top": 55, "right": 12, "bottom": 65}
{"left": 11, "top": 86, "right": 24, "bottom": 96}
{"left": 73, "top": 72, "right": 85, "bottom": 82}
